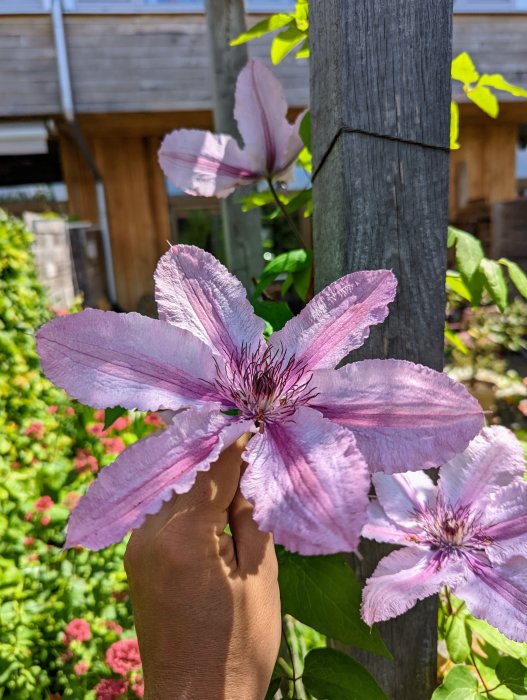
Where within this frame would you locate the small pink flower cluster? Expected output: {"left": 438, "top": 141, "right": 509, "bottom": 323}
{"left": 143, "top": 412, "right": 164, "bottom": 428}
{"left": 64, "top": 618, "right": 91, "bottom": 645}
{"left": 101, "top": 437, "right": 126, "bottom": 455}
{"left": 63, "top": 491, "right": 81, "bottom": 511}
{"left": 25, "top": 495, "right": 54, "bottom": 527}
{"left": 24, "top": 421, "right": 45, "bottom": 440}
{"left": 74, "top": 448, "right": 99, "bottom": 474}
{"left": 93, "top": 639, "right": 143, "bottom": 698}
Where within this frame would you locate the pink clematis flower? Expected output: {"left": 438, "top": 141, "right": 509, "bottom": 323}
{"left": 158, "top": 59, "right": 304, "bottom": 198}
{"left": 36, "top": 245, "right": 482, "bottom": 555}
{"left": 361, "top": 426, "right": 527, "bottom": 642}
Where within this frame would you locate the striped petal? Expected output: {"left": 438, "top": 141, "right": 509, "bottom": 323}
{"left": 36, "top": 309, "right": 219, "bottom": 411}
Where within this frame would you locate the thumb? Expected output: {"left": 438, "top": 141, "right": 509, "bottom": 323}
{"left": 229, "top": 487, "right": 277, "bottom": 577}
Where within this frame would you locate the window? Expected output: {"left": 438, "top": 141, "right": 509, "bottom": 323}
{"left": 454, "top": 0, "right": 527, "bottom": 12}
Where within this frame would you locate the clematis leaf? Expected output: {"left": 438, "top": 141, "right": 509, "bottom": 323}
{"left": 466, "top": 618, "right": 527, "bottom": 661}
{"left": 302, "top": 648, "right": 387, "bottom": 700}
{"left": 452, "top": 52, "right": 479, "bottom": 86}
{"left": 446, "top": 271, "right": 473, "bottom": 302}
{"left": 229, "top": 14, "right": 293, "bottom": 46}
{"left": 253, "top": 249, "right": 312, "bottom": 299}
{"left": 495, "top": 657, "right": 527, "bottom": 694}
{"left": 467, "top": 85, "right": 499, "bottom": 118}
{"left": 296, "top": 38, "right": 309, "bottom": 59}
{"left": 104, "top": 407, "right": 127, "bottom": 431}
{"left": 444, "top": 614, "right": 471, "bottom": 663}
{"left": 277, "top": 548, "right": 391, "bottom": 657}
{"left": 478, "top": 73, "right": 527, "bottom": 99}
{"left": 450, "top": 101, "right": 460, "bottom": 150}
{"left": 271, "top": 25, "right": 307, "bottom": 65}
{"left": 299, "top": 111, "right": 311, "bottom": 150}
{"left": 252, "top": 299, "right": 293, "bottom": 333}
{"left": 499, "top": 258, "right": 527, "bottom": 299}
{"left": 447, "top": 226, "right": 485, "bottom": 282}
{"left": 444, "top": 325, "right": 469, "bottom": 355}
{"left": 431, "top": 665, "right": 483, "bottom": 700}
{"left": 480, "top": 258, "right": 508, "bottom": 311}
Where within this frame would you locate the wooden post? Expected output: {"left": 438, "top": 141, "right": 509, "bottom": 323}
{"left": 310, "top": 2, "right": 453, "bottom": 698}
{"left": 204, "top": 0, "right": 263, "bottom": 290}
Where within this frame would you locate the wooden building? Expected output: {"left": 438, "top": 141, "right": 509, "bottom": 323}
{"left": 1, "top": 0, "right": 527, "bottom": 309}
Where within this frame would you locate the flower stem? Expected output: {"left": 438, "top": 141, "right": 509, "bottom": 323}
{"left": 267, "top": 178, "right": 304, "bottom": 248}
{"left": 470, "top": 652, "right": 490, "bottom": 695}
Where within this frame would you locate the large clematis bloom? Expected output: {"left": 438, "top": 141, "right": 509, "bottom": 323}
{"left": 36, "top": 245, "right": 483, "bottom": 555}
{"left": 362, "top": 426, "right": 527, "bottom": 642}
{"left": 158, "top": 59, "right": 304, "bottom": 197}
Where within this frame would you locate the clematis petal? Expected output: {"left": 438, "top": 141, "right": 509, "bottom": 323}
{"left": 362, "top": 500, "right": 422, "bottom": 546}
{"left": 65, "top": 406, "right": 253, "bottom": 550}
{"left": 159, "top": 129, "right": 259, "bottom": 198}
{"left": 482, "top": 482, "right": 527, "bottom": 564}
{"left": 155, "top": 245, "right": 265, "bottom": 361}
{"left": 277, "top": 111, "right": 305, "bottom": 175}
{"left": 370, "top": 471, "right": 436, "bottom": 526}
{"left": 361, "top": 548, "right": 467, "bottom": 626}
{"left": 438, "top": 426, "right": 525, "bottom": 509}
{"left": 241, "top": 406, "right": 370, "bottom": 555}
{"left": 36, "top": 309, "right": 220, "bottom": 411}
{"left": 312, "top": 359, "right": 484, "bottom": 473}
{"left": 269, "top": 271, "right": 397, "bottom": 372}
{"left": 234, "top": 58, "right": 301, "bottom": 176}
{"left": 454, "top": 557, "right": 527, "bottom": 643}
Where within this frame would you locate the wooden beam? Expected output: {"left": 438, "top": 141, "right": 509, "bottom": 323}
{"left": 204, "top": 0, "right": 263, "bottom": 290}
{"left": 310, "top": 2, "right": 453, "bottom": 698}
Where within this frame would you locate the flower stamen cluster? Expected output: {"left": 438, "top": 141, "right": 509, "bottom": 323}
{"left": 214, "top": 342, "right": 318, "bottom": 425}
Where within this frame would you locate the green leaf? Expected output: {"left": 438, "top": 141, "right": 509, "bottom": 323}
{"left": 466, "top": 618, "right": 527, "bottom": 661}
{"left": 253, "top": 249, "right": 312, "bottom": 299}
{"left": 451, "top": 102, "right": 460, "bottom": 150}
{"left": 292, "top": 262, "right": 312, "bottom": 301}
{"left": 271, "top": 25, "right": 307, "bottom": 65}
{"left": 299, "top": 111, "right": 311, "bottom": 150}
{"left": 302, "top": 648, "right": 387, "bottom": 700}
{"left": 445, "top": 614, "right": 471, "bottom": 663}
{"left": 230, "top": 14, "right": 293, "bottom": 46}
{"left": 445, "top": 325, "right": 469, "bottom": 355}
{"left": 264, "top": 676, "right": 282, "bottom": 700}
{"left": 431, "top": 665, "right": 483, "bottom": 700}
{"left": 448, "top": 226, "right": 485, "bottom": 281}
{"left": 253, "top": 300, "right": 293, "bottom": 332}
{"left": 237, "top": 191, "right": 277, "bottom": 211}
{"left": 499, "top": 258, "right": 527, "bottom": 299}
{"left": 478, "top": 74, "right": 527, "bottom": 99}
{"left": 446, "top": 271, "right": 473, "bottom": 302}
{"left": 452, "top": 52, "right": 479, "bottom": 85}
{"left": 277, "top": 548, "right": 391, "bottom": 657}
{"left": 295, "top": 38, "right": 309, "bottom": 59}
{"left": 480, "top": 258, "right": 508, "bottom": 311}
{"left": 496, "top": 658, "right": 527, "bottom": 694}
{"left": 104, "top": 407, "right": 127, "bottom": 430}
{"left": 468, "top": 85, "right": 499, "bottom": 118}
{"left": 294, "top": 0, "right": 309, "bottom": 31}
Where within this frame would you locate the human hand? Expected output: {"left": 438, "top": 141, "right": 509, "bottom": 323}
{"left": 124, "top": 436, "right": 281, "bottom": 700}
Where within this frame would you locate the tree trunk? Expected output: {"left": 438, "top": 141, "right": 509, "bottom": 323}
{"left": 204, "top": 0, "right": 263, "bottom": 290}
{"left": 310, "top": 1, "right": 453, "bottom": 697}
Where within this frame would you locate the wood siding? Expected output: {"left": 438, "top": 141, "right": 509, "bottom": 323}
{"left": 2, "top": 14, "right": 527, "bottom": 118}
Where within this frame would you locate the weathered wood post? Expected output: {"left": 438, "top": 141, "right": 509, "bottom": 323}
{"left": 204, "top": 0, "right": 263, "bottom": 290}
{"left": 310, "top": 2, "right": 453, "bottom": 698}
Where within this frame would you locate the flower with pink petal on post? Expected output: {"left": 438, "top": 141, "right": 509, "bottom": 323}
{"left": 159, "top": 59, "right": 304, "bottom": 198}
{"left": 36, "top": 245, "right": 483, "bottom": 556}
{"left": 105, "top": 639, "right": 141, "bottom": 675}
{"left": 361, "top": 426, "right": 527, "bottom": 642}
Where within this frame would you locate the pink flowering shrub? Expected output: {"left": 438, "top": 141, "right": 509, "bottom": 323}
{"left": 105, "top": 639, "right": 141, "bottom": 675}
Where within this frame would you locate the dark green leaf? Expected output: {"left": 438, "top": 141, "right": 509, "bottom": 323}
{"left": 277, "top": 548, "right": 390, "bottom": 657}
{"left": 431, "top": 665, "right": 483, "bottom": 700}
{"left": 230, "top": 14, "right": 293, "bottom": 46}
{"left": 299, "top": 112, "right": 311, "bottom": 150}
{"left": 253, "top": 300, "right": 293, "bottom": 332}
{"left": 292, "top": 259, "right": 312, "bottom": 301}
{"left": 264, "top": 676, "right": 282, "bottom": 700}
{"left": 104, "top": 407, "right": 127, "bottom": 430}
{"left": 253, "top": 249, "right": 312, "bottom": 299}
{"left": 480, "top": 258, "right": 508, "bottom": 311}
{"left": 495, "top": 658, "right": 527, "bottom": 693}
{"left": 302, "top": 648, "right": 387, "bottom": 700}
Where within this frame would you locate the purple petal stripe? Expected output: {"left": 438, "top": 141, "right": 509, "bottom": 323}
{"left": 241, "top": 406, "right": 370, "bottom": 555}
{"left": 66, "top": 406, "right": 252, "bottom": 550}
{"left": 312, "top": 359, "right": 484, "bottom": 472}
{"left": 269, "top": 270, "right": 397, "bottom": 372}
{"left": 36, "top": 309, "right": 219, "bottom": 411}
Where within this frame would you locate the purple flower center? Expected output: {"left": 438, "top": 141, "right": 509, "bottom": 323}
{"left": 413, "top": 498, "right": 491, "bottom": 560}
{"left": 214, "top": 343, "right": 317, "bottom": 425}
